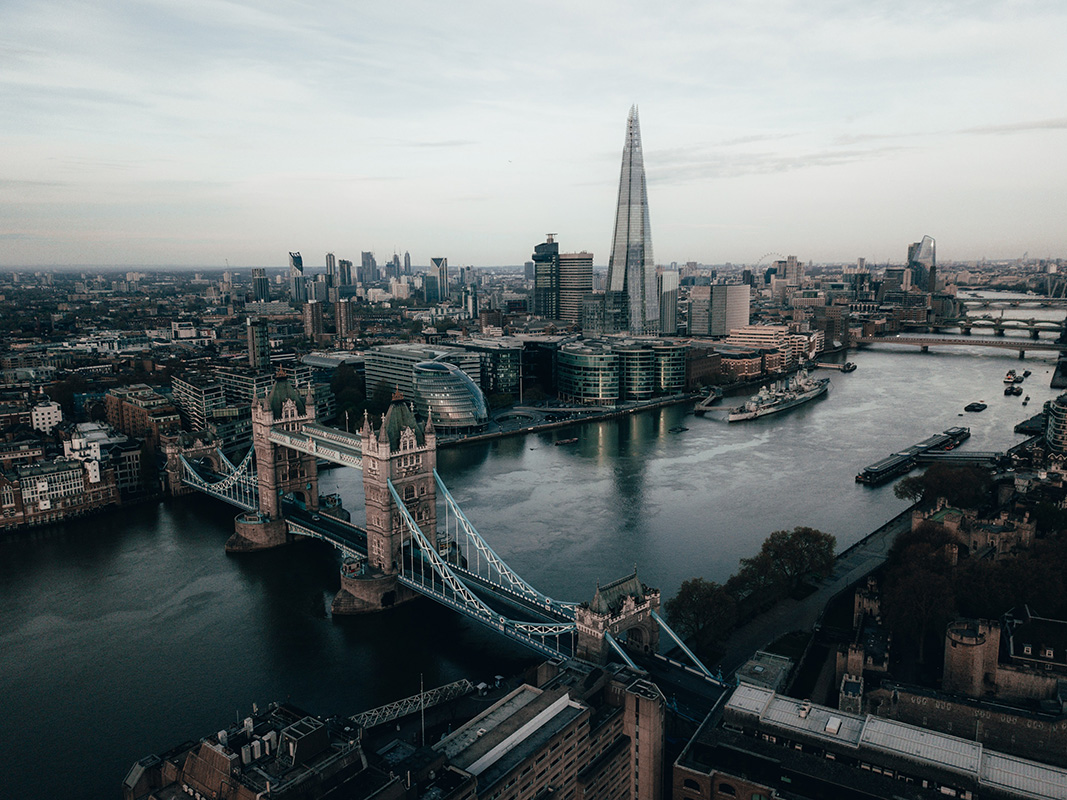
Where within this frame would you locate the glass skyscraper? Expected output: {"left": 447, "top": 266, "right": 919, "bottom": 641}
{"left": 606, "top": 106, "right": 658, "bottom": 336}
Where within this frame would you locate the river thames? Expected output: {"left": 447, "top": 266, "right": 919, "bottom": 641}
{"left": 1, "top": 330, "right": 1061, "bottom": 798}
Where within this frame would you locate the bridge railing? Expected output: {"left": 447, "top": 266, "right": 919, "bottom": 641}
{"left": 179, "top": 448, "right": 259, "bottom": 511}
{"left": 389, "top": 479, "right": 576, "bottom": 657}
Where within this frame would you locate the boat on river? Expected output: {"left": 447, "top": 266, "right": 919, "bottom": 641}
{"left": 727, "top": 371, "right": 830, "bottom": 422}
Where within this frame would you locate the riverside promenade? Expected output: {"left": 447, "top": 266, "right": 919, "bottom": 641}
{"left": 713, "top": 504, "right": 916, "bottom": 678}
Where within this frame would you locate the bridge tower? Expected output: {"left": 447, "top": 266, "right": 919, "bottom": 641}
{"left": 575, "top": 571, "right": 660, "bottom": 663}
{"left": 228, "top": 377, "right": 319, "bottom": 552}
{"left": 332, "top": 392, "right": 437, "bottom": 614}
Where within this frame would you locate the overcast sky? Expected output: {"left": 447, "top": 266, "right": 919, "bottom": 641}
{"left": 2, "top": 0, "right": 1066, "bottom": 269}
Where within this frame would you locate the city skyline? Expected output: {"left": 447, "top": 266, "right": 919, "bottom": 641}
{"left": 2, "top": 2, "right": 1067, "bottom": 267}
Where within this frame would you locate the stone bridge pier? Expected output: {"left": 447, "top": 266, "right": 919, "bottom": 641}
{"left": 331, "top": 393, "right": 437, "bottom": 614}
{"left": 226, "top": 378, "right": 319, "bottom": 552}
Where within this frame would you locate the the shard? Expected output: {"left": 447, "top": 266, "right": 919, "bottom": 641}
{"left": 606, "top": 106, "right": 658, "bottom": 336}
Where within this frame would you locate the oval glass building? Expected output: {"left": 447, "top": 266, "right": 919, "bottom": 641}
{"left": 412, "top": 361, "right": 488, "bottom": 434}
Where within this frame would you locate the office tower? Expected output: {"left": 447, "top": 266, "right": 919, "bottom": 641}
{"left": 559, "top": 251, "right": 594, "bottom": 324}
{"left": 247, "top": 317, "right": 271, "bottom": 370}
{"left": 689, "top": 284, "right": 750, "bottom": 336}
{"left": 423, "top": 274, "right": 440, "bottom": 304}
{"left": 524, "top": 261, "right": 535, "bottom": 280}
{"left": 302, "top": 300, "right": 324, "bottom": 339}
{"left": 338, "top": 259, "right": 353, "bottom": 286}
{"left": 532, "top": 235, "right": 560, "bottom": 319}
{"left": 251, "top": 268, "right": 270, "bottom": 302}
{"left": 908, "top": 235, "right": 936, "bottom": 291}
{"left": 325, "top": 252, "right": 336, "bottom": 288}
{"left": 606, "top": 106, "right": 658, "bottom": 335}
{"left": 432, "top": 257, "right": 449, "bottom": 300}
{"left": 657, "top": 270, "right": 679, "bottom": 335}
{"left": 360, "top": 251, "right": 377, "bottom": 284}
{"left": 403, "top": 251, "right": 411, "bottom": 275}
{"left": 387, "top": 253, "right": 401, "bottom": 280}
{"left": 288, "top": 252, "right": 307, "bottom": 304}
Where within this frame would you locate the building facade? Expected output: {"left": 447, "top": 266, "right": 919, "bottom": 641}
{"left": 559, "top": 251, "right": 594, "bottom": 325}
{"left": 532, "top": 235, "right": 560, "bottom": 319}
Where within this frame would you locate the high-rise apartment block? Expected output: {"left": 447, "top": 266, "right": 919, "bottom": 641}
{"left": 403, "top": 251, "right": 411, "bottom": 274}
{"left": 606, "top": 106, "right": 658, "bottom": 335}
{"left": 559, "top": 251, "right": 593, "bottom": 325}
{"left": 251, "top": 267, "right": 270, "bottom": 302}
{"left": 302, "top": 300, "right": 324, "bottom": 339}
{"left": 338, "top": 259, "right": 353, "bottom": 286}
{"left": 335, "top": 298, "right": 356, "bottom": 340}
{"left": 325, "top": 252, "right": 336, "bottom": 287}
{"left": 246, "top": 317, "right": 271, "bottom": 370}
{"left": 360, "top": 252, "right": 377, "bottom": 284}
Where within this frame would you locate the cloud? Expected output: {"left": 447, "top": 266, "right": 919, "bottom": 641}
{"left": 392, "top": 139, "right": 477, "bottom": 149}
{"left": 650, "top": 144, "right": 911, "bottom": 183}
{"left": 961, "top": 118, "right": 1067, "bottom": 136}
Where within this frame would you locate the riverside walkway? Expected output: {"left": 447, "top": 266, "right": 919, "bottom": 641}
{"left": 713, "top": 505, "right": 915, "bottom": 678}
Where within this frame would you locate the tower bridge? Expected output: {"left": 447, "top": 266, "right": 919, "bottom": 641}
{"left": 172, "top": 378, "right": 717, "bottom": 680}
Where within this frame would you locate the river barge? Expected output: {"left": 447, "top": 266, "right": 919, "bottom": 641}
{"left": 855, "top": 427, "right": 971, "bottom": 485}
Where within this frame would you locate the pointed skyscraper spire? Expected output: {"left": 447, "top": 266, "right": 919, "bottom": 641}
{"left": 606, "top": 106, "right": 658, "bottom": 336}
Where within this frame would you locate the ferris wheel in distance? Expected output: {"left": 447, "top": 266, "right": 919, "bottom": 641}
{"left": 753, "top": 252, "right": 786, "bottom": 269}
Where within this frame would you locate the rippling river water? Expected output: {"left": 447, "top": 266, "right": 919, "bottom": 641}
{"left": 2, "top": 328, "right": 1062, "bottom": 798}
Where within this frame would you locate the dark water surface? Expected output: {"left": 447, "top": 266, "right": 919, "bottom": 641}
{"left": 1, "top": 342, "right": 1059, "bottom": 798}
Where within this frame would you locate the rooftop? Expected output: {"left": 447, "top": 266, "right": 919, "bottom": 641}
{"left": 724, "top": 685, "right": 1067, "bottom": 799}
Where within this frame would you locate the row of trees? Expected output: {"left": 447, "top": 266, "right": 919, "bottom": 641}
{"left": 665, "top": 526, "right": 837, "bottom": 644}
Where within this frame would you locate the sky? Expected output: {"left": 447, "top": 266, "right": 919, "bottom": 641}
{"left": 2, "top": 0, "right": 1066, "bottom": 269}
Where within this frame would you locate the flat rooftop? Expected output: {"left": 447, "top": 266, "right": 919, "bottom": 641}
{"left": 725, "top": 685, "right": 1067, "bottom": 799}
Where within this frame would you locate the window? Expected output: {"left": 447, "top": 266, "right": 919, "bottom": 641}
{"left": 717, "top": 784, "right": 736, "bottom": 797}
{"left": 683, "top": 778, "right": 700, "bottom": 791}
{"left": 1023, "top": 645, "right": 1032, "bottom": 655}
{"left": 1045, "top": 648, "right": 1055, "bottom": 659}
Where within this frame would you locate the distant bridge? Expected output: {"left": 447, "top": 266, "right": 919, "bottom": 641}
{"left": 854, "top": 336, "right": 1064, "bottom": 357}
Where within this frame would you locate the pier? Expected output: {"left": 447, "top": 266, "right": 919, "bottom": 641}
{"left": 855, "top": 427, "right": 972, "bottom": 485}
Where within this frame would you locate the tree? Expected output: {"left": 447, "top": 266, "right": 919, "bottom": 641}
{"left": 665, "top": 578, "right": 737, "bottom": 642}
{"left": 893, "top": 464, "right": 992, "bottom": 509}
{"left": 885, "top": 568, "right": 955, "bottom": 663}
{"left": 893, "top": 475, "right": 925, "bottom": 502}
{"left": 759, "top": 527, "right": 837, "bottom": 591}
